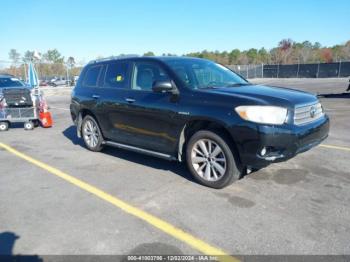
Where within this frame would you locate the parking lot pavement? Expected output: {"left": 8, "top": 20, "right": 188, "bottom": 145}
{"left": 0, "top": 79, "right": 350, "bottom": 257}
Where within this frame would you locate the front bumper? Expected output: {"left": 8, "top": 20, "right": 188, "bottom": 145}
{"left": 231, "top": 115, "right": 330, "bottom": 169}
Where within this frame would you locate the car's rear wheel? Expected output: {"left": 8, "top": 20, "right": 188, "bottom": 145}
{"left": 81, "top": 115, "right": 104, "bottom": 152}
{"left": 186, "top": 130, "right": 241, "bottom": 189}
{"left": 24, "top": 121, "right": 34, "bottom": 130}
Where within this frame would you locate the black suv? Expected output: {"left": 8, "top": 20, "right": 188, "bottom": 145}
{"left": 70, "top": 57, "right": 329, "bottom": 188}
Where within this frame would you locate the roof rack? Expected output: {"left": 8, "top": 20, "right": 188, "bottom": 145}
{"left": 88, "top": 54, "right": 140, "bottom": 64}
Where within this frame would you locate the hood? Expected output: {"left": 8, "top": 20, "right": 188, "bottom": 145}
{"left": 199, "top": 84, "right": 318, "bottom": 108}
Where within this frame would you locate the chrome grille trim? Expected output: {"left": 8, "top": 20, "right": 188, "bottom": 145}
{"left": 294, "top": 102, "right": 324, "bottom": 125}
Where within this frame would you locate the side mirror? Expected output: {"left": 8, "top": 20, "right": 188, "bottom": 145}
{"left": 152, "top": 80, "right": 174, "bottom": 93}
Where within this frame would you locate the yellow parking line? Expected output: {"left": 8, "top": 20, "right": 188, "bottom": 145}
{"left": 319, "top": 144, "right": 350, "bottom": 152}
{"left": 0, "top": 142, "right": 238, "bottom": 262}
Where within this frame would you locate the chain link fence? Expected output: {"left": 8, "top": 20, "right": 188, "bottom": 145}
{"left": 228, "top": 61, "right": 350, "bottom": 79}
{"left": 227, "top": 64, "right": 264, "bottom": 79}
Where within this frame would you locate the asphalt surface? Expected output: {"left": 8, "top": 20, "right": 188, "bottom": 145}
{"left": 0, "top": 79, "right": 349, "bottom": 257}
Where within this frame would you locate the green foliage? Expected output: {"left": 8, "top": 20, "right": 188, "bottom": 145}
{"left": 43, "top": 49, "right": 64, "bottom": 63}
{"left": 229, "top": 49, "right": 240, "bottom": 64}
{"left": 258, "top": 48, "right": 269, "bottom": 63}
{"left": 246, "top": 48, "right": 258, "bottom": 64}
{"left": 184, "top": 39, "right": 350, "bottom": 64}
{"left": 143, "top": 51, "right": 155, "bottom": 56}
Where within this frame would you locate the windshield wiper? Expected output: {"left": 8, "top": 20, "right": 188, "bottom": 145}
{"left": 198, "top": 85, "right": 218, "bottom": 89}
{"left": 225, "top": 83, "right": 251, "bottom": 87}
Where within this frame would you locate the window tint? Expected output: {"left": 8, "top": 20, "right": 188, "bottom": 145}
{"left": 104, "top": 62, "right": 129, "bottom": 89}
{"left": 172, "top": 66, "right": 192, "bottom": 86}
{"left": 83, "top": 65, "right": 102, "bottom": 87}
{"left": 192, "top": 65, "right": 223, "bottom": 87}
{"left": 132, "top": 62, "right": 170, "bottom": 91}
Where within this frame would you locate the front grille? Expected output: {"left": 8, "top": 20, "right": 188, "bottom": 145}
{"left": 294, "top": 102, "right": 324, "bottom": 125}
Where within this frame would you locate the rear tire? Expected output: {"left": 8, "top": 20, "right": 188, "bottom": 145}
{"left": 24, "top": 121, "right": 34, "bottom": 130}
{"left": 186, "top": 130, "right": 241, "bottom": 189}
{"left": 0, "top": 121, "right": 9, "bottom": 131}
{"left": 81, "top": 115, "right": 104, "bottom": 152}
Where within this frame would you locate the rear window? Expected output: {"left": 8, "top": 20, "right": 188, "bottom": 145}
{"left": 0, "top": 78, "right": 25, "bottom": 88}
{"left": 83, "top": 65, "right": 102, "bottom": 87}
{"left": 104, "top": 62, "right": 130, "bottom": 89}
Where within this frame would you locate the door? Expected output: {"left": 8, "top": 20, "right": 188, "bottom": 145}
{"left": 94, "top": 61, "right": 133, "bottom": 142}
{"left": 116, "top": 61, "right": 183, "bottom": 155}
{"left": 78, "top": 64, "right": 104, "bottom": 121}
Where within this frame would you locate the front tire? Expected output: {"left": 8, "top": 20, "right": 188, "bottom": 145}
{"left": 186, "top": 130, "right": 241, "bottom": 189}
{"left": 81, "top": 115, "right": 104, "bottom": 152}
{"left": 0, "top": 121, "right": 9, "bottom": 131}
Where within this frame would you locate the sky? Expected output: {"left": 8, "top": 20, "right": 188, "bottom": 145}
{"left": 1, "top": 0, "right": 349, "bottom": 63}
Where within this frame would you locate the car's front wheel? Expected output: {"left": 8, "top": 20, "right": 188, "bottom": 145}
{"left": 186, "top": 130, "right": 241, "bottom": 189}
{"left": 0, "top": 121, "right": 9, "bottom": 131}
{"left": 81, "top": 115, "right": 104, "bottom": 152}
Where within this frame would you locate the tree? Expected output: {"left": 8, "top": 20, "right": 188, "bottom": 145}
{"left": 320, "top": 48, "right": 333, "bottom": 63}
{"left": 332, "top": 45, "right": 345, "bottom": 61}
{"left": 23, "top": 50, "right": 34, "bottom": 63}
{"left": 297, "top": 41, "right": 313, "bottom": 63}
{"left": 238, "top": 51, "right": 249, "bottom": 64}
{"left": 66, "top": 56, "right": 76, "bottom": 68}
{"left": 313, "top": 42, "right": 322, "bottom": 49}
{"left": 343, "top": 41, "right": 350, "bottom": 60}
{"left": 258, "top": 48, "right": 269, "bottom": 64}
{"left": 43, "top": 49, "right": 64, "bottom": 63}
{"left": 278, "top": 39, "right": 294, "bottom": 64}
{"left": 270, "top": 48, "right": 283, "bottom": 64}
{"left": 246, "top": 48, "right": 258, "bottom": 64}
{"left": 228, "top": 49, "right": 240, "bottom": 64}
{"left": 8, "top": 49, "right": 21, "bottom": 64}
{"left": 143, "top": 51, "right": 155, "bottom": 56}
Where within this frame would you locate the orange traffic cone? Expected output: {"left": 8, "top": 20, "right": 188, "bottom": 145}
{"left": 39, "top": 111, "right": 53, "bottom": 128}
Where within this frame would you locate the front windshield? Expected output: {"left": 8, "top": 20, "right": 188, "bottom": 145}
{"left": 0, "top": 77, "right": 26, "bottom": 88}
{"left": 164, "top": 59, "right": 249, "bottom": 89}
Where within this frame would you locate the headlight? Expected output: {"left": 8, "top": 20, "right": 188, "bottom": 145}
{"left": 235, "top": 105, "right": 288, "bottom": 125}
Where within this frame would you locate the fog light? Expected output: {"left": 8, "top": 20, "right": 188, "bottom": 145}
{"left": 260, "top": 147, "right": 267, "bottom": 156}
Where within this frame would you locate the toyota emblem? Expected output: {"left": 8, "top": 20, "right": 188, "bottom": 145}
{"left": 310, "top": 106, "right": 316, "bottom": 118}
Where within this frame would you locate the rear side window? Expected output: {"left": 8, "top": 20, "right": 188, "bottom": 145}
{"left": 83, "top": 65, "right": 102, "bottom": 87}
{"left": 104, "top": 62, "right": 130, "bottom": 89}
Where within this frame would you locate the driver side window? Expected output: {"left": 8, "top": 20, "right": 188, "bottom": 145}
{"left": 131, "top": 62, "right": 170, "bottom": 91}
{"left": 192, "top": 65, "right": 224, "bottom": 87}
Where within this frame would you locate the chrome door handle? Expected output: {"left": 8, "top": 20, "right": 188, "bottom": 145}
{"left": 125, "top": 98, "right": 136, "bottom": 103}
{"left": 92, "top": 94, "right": 100, "bottom": 99}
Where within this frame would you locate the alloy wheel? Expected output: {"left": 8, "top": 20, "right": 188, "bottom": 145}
{"left": 191, "top": 139, "right": 227, "bottom": 181}
{"left": 83, "top": 119, "right": 100, "bottom": 148}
